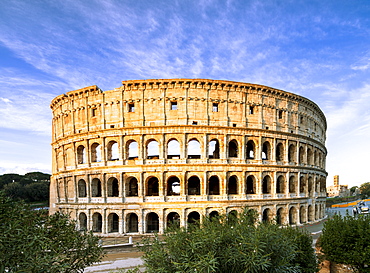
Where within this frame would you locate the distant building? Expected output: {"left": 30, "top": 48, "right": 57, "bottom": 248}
{"left": 327, "top": 175, "right": 350, "bottom": 197}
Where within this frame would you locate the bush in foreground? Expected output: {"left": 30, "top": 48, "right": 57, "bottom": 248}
{"left": 320, "top": 213, "right": 370, "bottom": 273}
{"left": 0, "top": 193, "right": 104, "bottom": 272}
{"left": 140, "top": 209, "right": 318, "bottom": 273}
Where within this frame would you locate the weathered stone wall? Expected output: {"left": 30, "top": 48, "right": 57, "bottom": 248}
{"left": 50, "top": 79, "right": 327, "bottom": 236}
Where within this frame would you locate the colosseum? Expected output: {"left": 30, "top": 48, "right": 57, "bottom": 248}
{"left": 50, "top": 78, "right": 327, "bottom": 236}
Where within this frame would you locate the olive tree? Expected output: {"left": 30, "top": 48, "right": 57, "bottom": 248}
{"left": 320, "top": 214, "right": 370, "bottom": 273}
{"left": 0, "top": 193, "right": 104, "bottom": 272}
{"left": 140, "top": 209, "right": 318, "bottom": 273}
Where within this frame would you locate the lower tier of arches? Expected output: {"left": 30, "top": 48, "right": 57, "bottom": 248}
{"left": 59, "top": 200, "right": 326, "bottom": 236}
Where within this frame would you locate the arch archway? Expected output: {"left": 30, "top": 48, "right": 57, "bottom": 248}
{"left": 276, "top": 175, "right": 285, "bottom": 194}
{"left": 208, "top": 139, "right": 220, "bottom": 159}
{"left": 227, "top": 175, "right": 238, "bottom": 194}
{"left": 187, "top": 211, "right": 201, "bottom": 226}
{"left": 108, "top": 213, "right": 119, "bottom": 233}
{"left": 246, "top": 140, "right": 255, "bottom": 159}
{"left": 107, "top": 177, "right": 119, "bottom": 197}
{"left": 262, "top": 175, "right": 271, "bottom": 194}
{"left": 147, "top": 212, "right": 159, "bottom": 233}
{"left": 92, "top": 212, "right": 102, "bottom": 232}
{"left": 228, "top": 140, "right": 238, "bottom": 158}
{"left": 167, "top": 212, "right": 180, "bottom": 228}
{"left": 246, "top": 175, "right": 255, "bottom": 194}
{"left": 91, "top": 178, "right": 102, "bottom": 197}
{"left": 78, "top": 179, "right": 87, "bottom": 197}
{"left": 147, "top": 177, "right": 159, "bottom": 196}
{"left": 289, "top": 207, "right": 297, "bottom": 225}
{"left": 127, "top": 213, "right": 138, "bottom": 233}
{"left": 188, "top": 176, "right": 200, "bottom": 195}
{"left": 79, "top": 212, "right": 87, "bottom": 231}
{"left": 167, "top": 176, "right": 181, "bottom": 196}
{"left": 208, "top": 176, "right": 220, "bottom": 195}
{"left": 127, "top": 177, "right": 138, "bottom": 196}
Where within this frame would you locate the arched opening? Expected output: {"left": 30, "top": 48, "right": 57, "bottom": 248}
{"left": 208, "top": 176, "right": 220, "bottom": 195}
{"left": 92, "top": 212, "right": 102, "bottom": 232}
{"left": 308, "top": 205, "right": 314, "bottom": 222}
{"left": 314, "top": 150, "right": 318, "bottom": 166}
{"left": 276, "top": 208, "right": 284, "bottom": 225}
{"left": 79, "top": 212, "right": 87, "bottom": 231}
{"left": 209, "top": 211, "right": 219, "bottom": 219}
{"left": 167, "top": 176, "right": 181, "bottom": 196}
{"left": 289, "top": 207, "right": 297, "bottom": 225}
{"left": 289, "top": 176, "right": 296, "bottom": 193}
{"left": 246, "top": 140, "right": 255, "bottom": 159}
{"left": 107, "top": 141, "right": 119, "bottom": 161}
{"left": 300, "top": 206, "right": 306, "bottom": 224}
{"left": 246, "top": 175, "right": 255, "bottom": 194}
{"left": 262, "top": 175, "right": 271, "bottom": 194}
{"left": 187, "top": 176, "right": 200, "bottom": 195}
{"left": 299, "top": 146, "right": 305, "bottom": 164}
{"left": 227, "top": 175, "right": 238, "bottom": 194}
{"left": 108, "top": 213, "right": 119, "bottom": 233}
{"left": 127, "top": 141, "right": 138, "bottom": 160}
{"left": 77, "top": 145, "right": 86, "bottom": 164}
{"left": 91, "top": 178, "right": 102, "bottom": 197}
{"left": 147, "top": 212, "right": 159, "bottom": 233}
{"left": 167, "top": 212, "right": 180, "bottom": 229}
{"left": 127, "top": 213, "right": 138, "bottom": 233}
{"left": 127, "top": 177, "right": 138, "bottom": 196}
{"left": 187, "top": 211, "right": 200, "bottom": 226}
{"left": 308, "top": 177, "right": 313, "bottom": 196}
{"left": 91, "top": 143, "right": 101, "bottom": 162}
{"left": 147, "top": 140, "right": 159, "bottom": 159}
{"left": 300, "top": 176, "right": 306, "bottom": 193}
{"left": 262, "top": 141, "right": 270, "bottom": 160}
{"left": 187, "top": 139, "right": 201, "bottom": 159}
{"left": 107, "top": 177, "right": 119, "bottom": 197}
{"left": 288, "top": 144, "right": 296, "bottom": 163}
{"left": 262, "top": 208, "right": 272, "bottom": 222}
{"left": 227, "top": 210, "right": 238, "bottom": 224}
{"left": 276, "top": 142, "right": 284, "bottom": 162}
{"left": 78, "top": 179, "right": 87, "bottom": 197}
{"left": 276, "top": 175, "right": 285, "bottom": 194}
{"left": 147, "top": 177, "right": 159, "bottom": 196}
{"left": 307, "top": 148, "right": 313, "bottom": 165}
{"left": 167, "top": 139, "right": 180, "bottom": 159}
{"left": 208, "top": 139, "right": 220, "bottom": 159}
{"left": 228, "top": 140, "right": 238, "bottom": 158}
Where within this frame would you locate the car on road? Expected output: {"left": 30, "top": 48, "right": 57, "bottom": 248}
{"left": 353, "top": 201, "right": 369, "bottom": 215}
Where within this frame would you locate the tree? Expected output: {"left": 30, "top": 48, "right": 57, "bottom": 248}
{"left": 320, "top": 214, "right": 370, "bottom": 272}
{"left": 0, "top": 193, "right": 104, "bottom": 272}
{"left": 360, "top": 182, "right": 370, "bottom": 199}
{"left": 140, "top": 209, "right": 318, "bottom": 273}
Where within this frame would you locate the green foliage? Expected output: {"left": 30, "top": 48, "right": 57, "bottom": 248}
{"left": 139, "top": 209, "right": 318, "bottom": 273}
{"left": 360, "top": 182, "right": 370, "bottom": 199}
{"left": 0, "top": 193, "right": 104, "bottom": 272}
{"left": 0, "top": 172, "right": 50, "bottom": 202}
{"left": 320, "top": 214, "right": 370, "bottom": 273}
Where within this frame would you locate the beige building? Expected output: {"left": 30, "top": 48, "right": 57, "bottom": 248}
{"left": 327, "top": 175, "right": 349, "bottom": 197}
{"left": 50, "top": 79, "right": 327, "bottom": 236}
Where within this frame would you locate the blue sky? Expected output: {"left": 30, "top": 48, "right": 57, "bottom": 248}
{"left": 0, "top": 0, "right": 370, "bottom": 187}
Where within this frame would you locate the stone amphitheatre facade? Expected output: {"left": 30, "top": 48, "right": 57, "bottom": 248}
{"left": 50, "top": 79, "right": 327, "bottom": 236}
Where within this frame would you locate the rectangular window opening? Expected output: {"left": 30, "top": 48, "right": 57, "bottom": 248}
{"left": 212, "top": 103, "right": 219, "bottom": 112}
{"left": 128, "top": 103, "right": 135, "bottom": 112}
{"left": 278, "top": 110, "right": 283, "bottom": 119}
{"left": 110, "top": 125, "right": 115, "bottom": 128}
{"left": 92, "top": 108, "right": 97, "bottom": 117}
{"left": 233, "top": 123, "right": 237, "bottom": 127}
{"left": 192, "top": 121, "right": 198, "bottom": 125}
{"left": 171, "top": 101, "right": 178, "bottom": 110}
{"left": 249, "top": 106, "right": 254, "bottom": 114}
